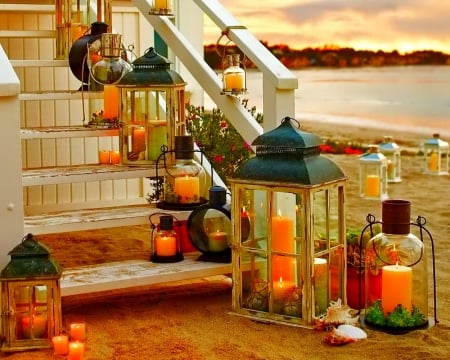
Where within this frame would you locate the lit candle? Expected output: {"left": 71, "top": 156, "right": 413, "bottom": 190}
{"left": 68, "top": 341, "right": 85, "bottom": 360}
{"left": 174, "top": 175, "right": 200, "bottom": 203}
{"left": 429, "top": 152, "right": 438, "bottom": 171}
{"left": 381, "top": 264, "right": 412, "bottom": 316}
{"left": 365, "top": 174, "right": 380, "bottom": 197}
{"left": 224, "top": 73, "right": 244, "bottom": 91}
{"left": 70, "top": 322, "right": 86, "bottom": 341}
{"left": 52, "top": 335, "right": 69, "bottom": 355}
{"left": 148, "top": 120, "right": 167, "bottom": 161}
{"left": 109, "top": 150, "right": 120, "bottom": 165}
{"left": 387, "top": 160, "right": 395, "bottom": 180}
{"left": 21, "top": 313, "right": 47, "bottom": 338}
{"left": 271, "top": 212, "right": 295, "bottom": 282}
{"left": 154, "top": 234, "right": 177, "bottom": 257}
{"left": 132, "top": 127, "right": 147, "bottom": 154}
{"left": 103, "top": 85, "right": 119, "bottom": 120}
{"left": 272, "top": 277, "right": 295, "bottom": 314}
{"left": 314, "top": 258, "right": 329, "bottom": 314}
{"left": 208, "top": 231, "right": 229, "bottom": 252}
{"left": 155, "top": 0, "right": 168, "bottom": 10}
{"left": 98, "top": 150, "right": 110, "bottom": 164}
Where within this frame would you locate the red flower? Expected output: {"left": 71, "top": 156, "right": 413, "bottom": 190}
{"left": 214, "top": 155, "right": 224, "bottom": 163}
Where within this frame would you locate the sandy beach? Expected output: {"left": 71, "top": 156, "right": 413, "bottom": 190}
{"left": 2, "top": 122, "right": 449, "bottom": 360}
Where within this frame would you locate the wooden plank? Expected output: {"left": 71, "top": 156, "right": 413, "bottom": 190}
{"left": 21, "top": 126, "right": 119, "bottom": 139}
{"left": 22, "top": 164, "right": 156, "bottom": 186}
{"left": 0, "top": 30, "right": 55, "bottom": 38}
{"left": 24, "top": 205, "right": 190, "bottom": 235}
{"left": 60, "top": 255, "right": 232, "bottom": 297}
{"left": 19, "top": 91, "right": 103, "bottom": 101}
{"left": 10, "top": 59, "right": 69, "bottom": 68}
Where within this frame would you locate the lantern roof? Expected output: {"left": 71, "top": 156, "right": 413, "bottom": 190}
{"left": 359, "top": 145, "right": 387, "bottom": 163}
{"left": 424, "top": 133, "right": 449, "bottom": 148}
{"left": 379, "top": 136, "right": 400, "bottom": 152}
{"left": 232, "top": 117, "right": 346, "bottom": 185}
{"left": 0, "top": 234, "right": 62, "bottom": 279}
{"left": 117, "top": 47, "right": 185, "bottom": 86}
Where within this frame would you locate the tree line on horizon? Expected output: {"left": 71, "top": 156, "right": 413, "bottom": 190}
{"left": 204, "top": 42, "right": 450, "bottom": 69}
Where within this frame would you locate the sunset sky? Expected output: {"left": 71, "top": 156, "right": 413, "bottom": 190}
{"left": 203, "top": 0, "right": 450, "bottom": 53}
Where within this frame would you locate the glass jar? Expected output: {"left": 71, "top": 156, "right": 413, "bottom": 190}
{"left": 223, "top": 54, "right": 246, "bottom": 94}
{"left": 364, "top": 200, "right": 428, "bottom": 332}
{"left": 150, "top": 215, "right": 183, "bottom": 263}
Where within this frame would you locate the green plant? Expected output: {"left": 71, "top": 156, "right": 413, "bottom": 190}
{"left": 185, "top": 100, "right": 262, "bottom": 183}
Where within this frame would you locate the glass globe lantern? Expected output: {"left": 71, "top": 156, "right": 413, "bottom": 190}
{"left": 116, "top": 48, "right": 187, "bottom": 166}
{"left": 222, "top": 54, "right": 246, "bottom": 95}
{"left": 379, "top": 136, "right": 401, "bottom": 183}
{"left": 1, "top": 234, "right": 62, "bottom": 352}
{"left": 359, "top": 145, "right": 388, "bottom": 200}
{"left": 228, "top": 117, "right": 348, "bottom": 328}
{"left": 150, "top": 215, "right": 183, "bottom": 263}
{"left": 422, "top": 133, "right": 449, "bottom": 175}
{"left": 362, "top": 200, "right": 436, "bottom": 333}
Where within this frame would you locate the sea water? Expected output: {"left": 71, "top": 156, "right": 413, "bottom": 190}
{"left": 232, "top": 65, "right": 450, "bottom": 138}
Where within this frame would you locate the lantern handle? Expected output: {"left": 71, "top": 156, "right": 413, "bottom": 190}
{"left": 282, "top": 116, "right": 301, "bottom": 129}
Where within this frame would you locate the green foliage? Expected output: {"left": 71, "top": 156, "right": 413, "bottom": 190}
{"left": 365, "top": 300, "right": 427, "bottom": 328}
{"left": 185, "top": 101, "right": 262, "bottom": 183}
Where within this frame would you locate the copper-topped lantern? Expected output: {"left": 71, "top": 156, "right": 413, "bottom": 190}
{"left": 379, "top": 136, "right": 401, "bottom": 183}
{"left": 422, "top": 133, "right": 449, "bottom": 175}
{"left": 359, "top": 145, "right": 388, "bottom": 201}
{"left": 56, "top": 0, "right": 112, "bottom": 59}
{"left": 116, "top": 48, "right": 186, "bottom": 165}
{"left": 149, "top": 0, "right": 174, "bottom": 16}
{"left": 228, "top": 117, "right": 348, "bottom": 328}
{"left": 1, "top": 234, "right": 62, "bottom": 352}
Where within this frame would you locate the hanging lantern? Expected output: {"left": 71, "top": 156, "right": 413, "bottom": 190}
{"left": 359, "top": 145, "right": 388, "bottom": 200}
{"left": 378, "top": 136, "right": 401, "bottom": 183}
{"left": 149, "top": 0, "right": 174, "bottom": 16}
{"left": 228, "top": 117, "right": 348, "bottom": 328}
{"left": 1, "top": 234, "right": 62, "bottom": 352}
{"left": 56, "top": 0, "right": 112, "bottom": 59}
{"left": 155, "top": 136, "right": 207, "bottom": 210}
{"left": 116, "top": 47, "right": 186, "bottom": 165}
{"left": 421, "top": 133, "right": 449, "bottom": 175}
{"left": 360, "top": 199, "right": 437, "bottom": 333}
{"left": 149, "top": 214, "right": 183, "bottom": 263}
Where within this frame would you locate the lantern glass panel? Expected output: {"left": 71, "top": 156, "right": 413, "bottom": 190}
{"left": 203, "top": 209, "right": 231, "bottom": 253}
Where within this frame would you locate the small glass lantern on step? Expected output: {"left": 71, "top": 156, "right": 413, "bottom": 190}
{"left": 222, "top": 54, "right": 246, "bottom": 95}
{"left": 150, "top": 214, "right": 183, "bottom": 263}
{"left": 422, "top": 133, "right": 449, "bottom": 175}
{"left": 228, "top": 117, "right": 348, "bottom": 328}
{"left": 379, "top": 136, "right": 401, "bottom": 183}
{"left": 359, "top": 145, "right": 388, "bottom": 200}
{"left": 116, "top": 47, "right": 186, "bottom": 165}
{"left": 149, "top": 0, "right": 174, "bottom": 16}
{"left": 1, "top": 234, "right": 62, "bottom": 352}
{"left": 360, "top": 199, "right": 437, "bottom": 333}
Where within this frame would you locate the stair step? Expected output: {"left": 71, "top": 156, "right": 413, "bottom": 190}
{"left": 0, "top": 3, "right": 54, "bottom": 12}
{"left": 23, "top": 164, "right": 156, "bottom": 186}
{"left": 60, "top": 255, "right": 231, "bottom": 297}
{"left": 25, "top": 204, "right": 189, "bottom": 235}
{"left": 10, "top": 59, "right": 69, "bottom": 68}
{"left": 19, "top": 90, "right": 103, "bottom": 101}
{"left": 0, "top": 30, "right": 55, "bottom": 38}
{"left": 21, "top": 126, "right": 119, "bottom": 139}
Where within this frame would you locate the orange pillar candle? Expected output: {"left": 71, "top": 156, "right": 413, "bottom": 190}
{"left": 272, "top": 277, "right": 295, "bottom": 301}
{"left": 154, "top": 234, "right": 177, "bottom": 257}
{"left": 70, "top": 322, "right": 86, "bottom": 341}
{"left": 132, "top": 127, "right": 147, "bottom": 154}
{"left": 207, "top": 231, "right": 229, "bottom": 252}
{"left": 365, "top": 175, "right": 380, "bottom": 197}
{"left": 224, "top": 73, "right": 244, "bottom": 90}
{"left": 381, "top": 264, "right": 412, "bottom": 315}
{"left": 155, "top": 0, "right": 169, "bottom": 10}
{"left": 174, "top": 175, "right": 200, "bottom": 203}
{"left": 429, "top": 152, "right": 438, "bottom": 171}
{"left": 21, "top": 314, "right": 47, "bottom": 338}
{"left": 99, "top": 150, "right": 110, "bottom": 164}
{"left": 52, "top": 335, "right": 69, "bottom": 355}
{"left": 110, "top": 150, "right": 120, "bottom": 164}
{"left": 271, "top": 213, "right": 295, "bottom": 282}
{"left": 68, "top": 341, "right": 85, "bottom": 360}
{"left": 103, "top": 85, "right": 119, "bottom": 120}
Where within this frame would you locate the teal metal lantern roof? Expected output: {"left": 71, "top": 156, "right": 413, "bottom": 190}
{"left": 424, "top": 133, "right": 449, "bottom": 148}
{"left": 0, "top": 233, "right": 62, "bottom": 279}
{"left": 233, "top": 117, "right": 346, "bottom": 185}
{"left": 117, "top": 47, "right": 185, "bottom": 86}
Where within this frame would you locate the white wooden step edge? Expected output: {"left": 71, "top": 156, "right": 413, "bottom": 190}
{"left": 0, "top": 4, "right": 54, "bottom": 12}
{"left": 23, "top": 164, "right": 155, "bottom": 186}
{"left": 60, "top": 255, "right": 232, "bottom": 297}
{"left": 21, "top": 126, "right": 119, "bottom": 140}
{"left": 24, "top": 205, "right": 190, "bottom": 235}
{"left": 19, "top": 91, "right": 103, "bottom": 101}
{"left": 10, "top": 59, "right": 69, "bottom": 68}
{"left": 0, "top": 30, "right": 55, "bottom": 38}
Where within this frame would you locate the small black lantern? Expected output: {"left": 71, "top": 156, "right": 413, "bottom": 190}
{"left": 1, "top": 234, "right": 62, "bottom": 352}
{"left": 149, "top": 214, "right": 183, "bottom": 263}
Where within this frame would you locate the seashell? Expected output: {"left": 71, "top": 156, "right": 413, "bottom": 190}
{"left": 336, "top": 324, "right": 367, "bottom": 340}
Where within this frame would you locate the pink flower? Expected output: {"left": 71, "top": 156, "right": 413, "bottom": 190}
{"left": 214, "top": 155, "right": 224, "bottom": 163}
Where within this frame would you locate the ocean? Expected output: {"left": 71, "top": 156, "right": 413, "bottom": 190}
{"left": 236, "top": 65, "right": 450, "bottom": 138}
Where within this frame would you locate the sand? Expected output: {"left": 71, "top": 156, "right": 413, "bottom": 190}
{"left": 1, "top": 122, "right": 449, "bottom": 359}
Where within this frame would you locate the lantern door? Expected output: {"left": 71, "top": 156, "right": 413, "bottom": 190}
{"left": 2, "top": 280, "right": 61, "bottom": 351}
{"left": 231, "top": 182, "right": 346, "bottom": 328}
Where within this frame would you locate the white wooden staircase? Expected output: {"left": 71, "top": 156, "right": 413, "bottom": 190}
{"left": 0, "top": 0, "right": 298, "bottom": 296}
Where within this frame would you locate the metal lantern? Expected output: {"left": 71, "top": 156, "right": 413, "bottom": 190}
{"left": 379, "top": 136, "right": 401, "bottom": 183}
{"left": 360, "top": 200, "right": 437, "bottom": 333}
{"left": 149, "top": 214, "right": 183, "bottom": 263}
{"left": 1, "top": 234, "right": 62, "bottom": 352}
{"left": 228, "top": 117, "right": 348, "bottom": 328}
{"left": 56, "top": 0, "right": 112, "bottom": 59}
{"left": 222, "top": 54, "right": 246, "bottom": 95}
{"left": 149, "top": 0, "right": 174, "bottom": 16}
{"left": 116, "top": 48, "right": 186, "bottom": 165}
{"left": 359, "top": 145, "right": 388, "bottom": 201}
{"left": 155, "top": 136, "right": 207, "bottom": 210}
{"left": 422, "top": 133, "right": 449, "bottom": 175}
